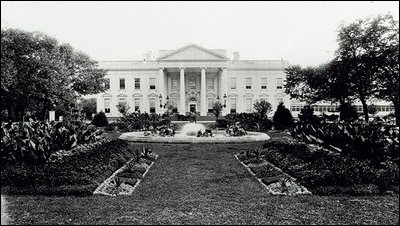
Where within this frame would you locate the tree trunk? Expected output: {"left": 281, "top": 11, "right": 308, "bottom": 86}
{"left": 360, "top": 97, "right": 369, "bottom": 122}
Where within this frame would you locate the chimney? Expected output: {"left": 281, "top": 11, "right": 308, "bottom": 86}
{"left": 144, "top": 51, "right": 152, "bottom": 61}
{"left": 233, "top": 52, "right": 240, "bottom": 61}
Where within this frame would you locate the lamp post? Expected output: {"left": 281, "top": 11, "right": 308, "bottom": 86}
{"left": 159, "top": 94, "right": 163, "bottom": 108}
{"left": 223, "top": 94, "right": 227, "bottom": 108}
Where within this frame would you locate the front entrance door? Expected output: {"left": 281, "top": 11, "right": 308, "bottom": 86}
{"left": 190, "top": 104, "right": 196, "bottom": 113}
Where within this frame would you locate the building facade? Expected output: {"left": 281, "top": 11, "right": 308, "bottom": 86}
{"left": 94, "top": 44, "right": 290, "bottom": 118}
{"left": 92, "top": 43, "right": 394, "bottom": 119}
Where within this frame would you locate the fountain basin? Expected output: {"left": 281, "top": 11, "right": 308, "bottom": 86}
{"left": 119, "top": 130, "right": 270, "bottom": 144}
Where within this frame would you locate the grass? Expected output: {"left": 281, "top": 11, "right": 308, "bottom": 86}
{"left": 2, "top": 141, "right": 399, "bottom": 224}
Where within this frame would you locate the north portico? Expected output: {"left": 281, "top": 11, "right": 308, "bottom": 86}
{"left": 94, "top": 43, "right": 289, "bottom": 118}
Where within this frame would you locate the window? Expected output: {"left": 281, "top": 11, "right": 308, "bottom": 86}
{"left": 189, "top": 77, "right": 196, "bottom": 89}
{"left": 276, "top": 78, "right": 283, "bottom": 89}
{"left": 172, "top": 77, "right": 179, "bottom": 91}
{"left": 118, "top": 97, "right": 127, "bottom": 105}
{"left": 134, "top": 98, "right": 140, "bottom": 112}
{"left": 171, "top": 98, "right": 178, "bottom": 113}
{"left": 149, "top": 98, "right": 156, "bottom": 113}
{"left": 104, "top": 78, "right": 110, "bottom": 90}
{"left": 119, "top": 78, "right": 125, "bottom": 90}
{"left": 246, "top": 98, "right": 253, "bottom": 113}
{"left": 261, "top": 78, "right": 267, "bottom": 89}
{"left": 208, "top": 98, "right": 214, "bottom": 113}
{"left": 246, "top": 78, "right": 252, "bottom": 89}
{"left": 149, "top": 78, "right": 156, "bottom": 90}
{"left": 104, "top": 98, "right": 111, "bottom": 113}
{"left": 135, "top": 78, "right": 140, "bottom": 90}
{"left": 230, "top": 98, "right": 237, "bottom": 114}
{"left": 230, "top": 78, "right": 236, "bottom": 89}
{"left": 207, "top": 77, "right": 214, "bottom": 90}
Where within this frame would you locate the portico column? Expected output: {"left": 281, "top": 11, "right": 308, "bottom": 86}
{"left": 221, "top": 67, "right": 228, "bottom": 116}
{"left": 200, "top": 68, "right": 207, "bottom": 116}
{"left": 179, "top": 67, "right": 186, "bottom": 114}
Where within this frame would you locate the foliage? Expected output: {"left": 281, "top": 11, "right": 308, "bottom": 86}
{"left": 1, "top": 28, "right": 107, "bottom": 121}
{"left": 79, "top": 98, "right": 97, "bottom": 120}
{"left": 273, "top": 102, "right": 294, "bottom": 130}
{"left": 338, "top": 102, "right": 359, "bottom": 122}
{"left": 92, "top": 112, "right": 109, "bottom": 127}
{"left": 1, "top": 119, "right": 103, "bottom": 164}
{"left": 262, "top": 137, "right": 399, "bottom": 195}
{"left": 291, "top": 121, "right": 399, "bottom": 165}
{"left": 298, "top": 105, "right": 318, "bottom": 124}
{"left": 225, "top": 112, "right": 272, "bottom": 132}
{"left": 226, "top": 123, "right": 247, "bottom": 136}
{"left": 1, "top": 139, "right": 136, "bottom": 195}
{"left": 253, "top": 100, "right": 272, "bottom": 121}
{"left": 212, "top": 102, "right": 223, "bottom": 119}
{"left": 116, "top": 102, "right": 130, "bottom": 117}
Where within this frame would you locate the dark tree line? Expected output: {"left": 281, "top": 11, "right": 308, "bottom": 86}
{"left": 284, "top": 14, "right": 399, "bottom": 125}
{"left": 1, "top": 28, "right": 107, "bottom": 121}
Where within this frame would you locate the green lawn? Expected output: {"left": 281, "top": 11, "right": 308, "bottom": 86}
{"left": 2, "top": 141, "right": 399, "bottom": 225}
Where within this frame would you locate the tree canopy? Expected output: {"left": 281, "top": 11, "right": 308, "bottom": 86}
{"left": 1, "top": 28, "right": 107, "bottom": 121}
{"left": 284, "top": 14, "right": 399, "bottom": 125}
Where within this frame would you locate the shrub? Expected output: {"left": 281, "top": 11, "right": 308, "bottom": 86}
{"left": 339, "top": 102, "right": 358, "bottom": 122}
{"left": 215, "top": 119, "right": 231, "bottom": 128}
{"left": 273, "top": 102, "right": 294, "bottom": 130}
{"left": 92, "top": 112, "right": 108, "bottom": 127}
{"left": 213, "top": 102, "right": 224, "bottom": 119}
{"left": 298, "top": 105, "right": 317, "bottom": 124}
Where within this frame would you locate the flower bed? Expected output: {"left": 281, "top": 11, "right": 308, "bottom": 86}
{"left": 1, "top": 139, "right": 138, "bottom": 196}
{"left": 236, "top": 149, "right": 311, "bottom": 196}
{"left": 262, "top": 137, "right": 399, "bottom": 195}
{"left": 94, "top": 147, "right": 158, "bottom": 196}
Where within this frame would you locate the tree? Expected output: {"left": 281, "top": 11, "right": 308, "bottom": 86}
{"left": 1, "top": 28, "right": 107, "bottom": 121}
{"left": 116, "top": 102, "right": 130, "bottom": 117}
{"left": 212, "top": 102, "right": 223, "bottom": 119}
{"left": 80, "top": 98, "right": 97, "bottom": 120}
{"left": 92, "top": 112, "right": 108, "bottom": 127}
{"left": 253, "top": 100, "right": 272, "bottom": 121}
{"left": 336, "top": 14, "right": 399, "bottom": 123}
{"left": 338, "top": 102, "right": 358, "bottom": 122}
{"left": 273, "top": 103, "right": 294, "bottom": 130}
{"left": 298, "top": 105, "right": 317, "bottom": 124}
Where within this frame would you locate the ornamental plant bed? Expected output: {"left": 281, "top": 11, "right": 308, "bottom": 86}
{"left": 93, "top": 146, "right": 158, "bottom": 196}
{"left": 262, "top": 137, "right": 399, "bottom": 195}
{"left": 235, "top": 150, "right": 311, "bottom": 196}
{"left": 1, "top": 139, "right": 138, "bottom": 196}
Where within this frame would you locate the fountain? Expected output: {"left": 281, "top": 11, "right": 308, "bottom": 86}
{"left": 119, "top": 122, "right": 270, "bottom": 144}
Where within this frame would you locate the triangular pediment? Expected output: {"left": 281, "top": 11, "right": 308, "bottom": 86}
{"left": 158, "top": 44, "right": 229, "bottom": 61}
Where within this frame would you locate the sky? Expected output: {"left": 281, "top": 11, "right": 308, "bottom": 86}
{"left": 1, "top": 1, "right": 399, "bottom": 66}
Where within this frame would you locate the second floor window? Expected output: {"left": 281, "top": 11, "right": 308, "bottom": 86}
{"left": 261, "top": 78, "right": 267, "bottom": 89}
{"left": 277, "top": 78, "right": 283, "bottom": 89}
{"left": 172, "top": 78, "right": 179, "bottom": 91}
{"left": 230, "top": 78, "right": 236, "bottom": 89}
{"left": 207, "top": 77, "right": 214, "bottom": 90}
{"left": 246, "top": 78, "right": 252, "bottom": 89}
{"left": 135, "top": 78, "right": 140, "bottom": 89}
{"left": 119, "top": 78, "right": 125, "bottom": 90}
{"left": 149, "top": 78, "right": 156, "bottom": 90}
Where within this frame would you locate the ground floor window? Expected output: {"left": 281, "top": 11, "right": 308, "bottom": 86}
{"left": 104, "top": 98, "right": 111, "bottom": 113}
{"left": 150, "top": 98, "right": 156, "bottom": 113}
{"left": 246, "top": 98, "right": 253, "bottom": 113}
{"left": 230, "top": 98, "right": 237, "bottom": 114}
{"left": 208, "top": 98, "right": 214, "bottom": 113}
{"left": 134, "top": 98, "right": 140, "bottom": 112}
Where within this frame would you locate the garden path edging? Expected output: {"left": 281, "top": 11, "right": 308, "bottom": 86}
{"left": 93, "top": 154, "right": 158, "bottom": 196}
{"left": 235, "top": 154, "right": 312, "bottom": 196}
